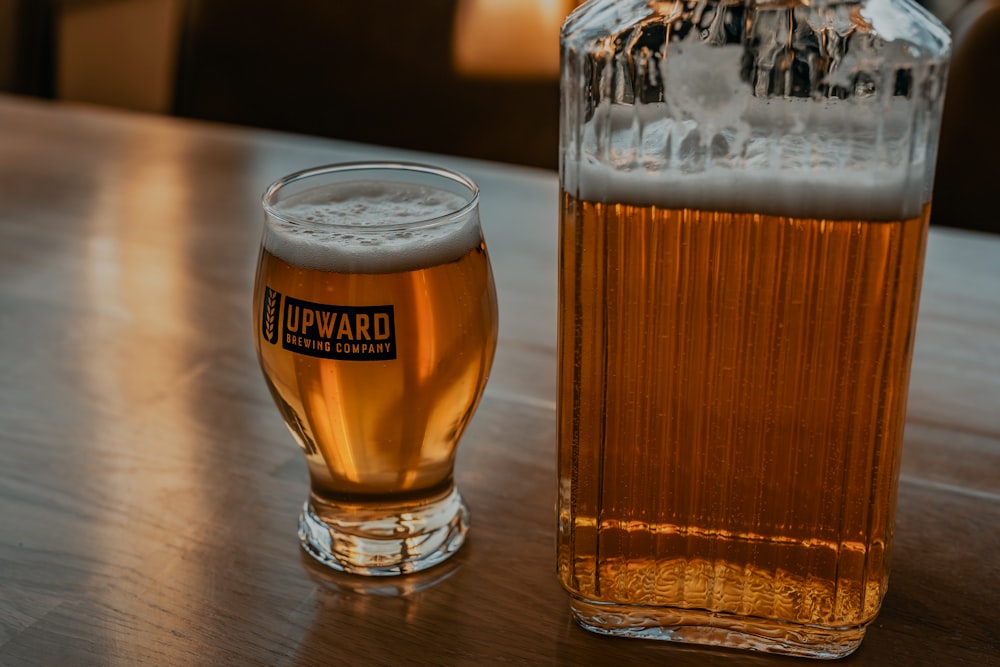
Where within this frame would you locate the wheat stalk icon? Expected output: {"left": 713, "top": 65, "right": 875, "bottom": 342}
{"left": 263, "top": 287, "right": 280, "bottom": 344}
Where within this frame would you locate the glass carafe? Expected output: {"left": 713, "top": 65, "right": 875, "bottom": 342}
{"left": 557, "top": 0, "right": 950, "bottom": 658}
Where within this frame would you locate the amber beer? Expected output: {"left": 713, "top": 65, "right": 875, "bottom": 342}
{"left": 254, "top": 164, "right": 497, "bottom": 575}
{"left": 557, "top": 187, "right": 929, "bottom": 650}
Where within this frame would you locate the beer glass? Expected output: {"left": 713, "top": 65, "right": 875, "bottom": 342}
{"left": 557, "top": 0, "right": 950, "bottom": 658}
{"left": 253, "top": 162, "right": 498, "bottom": 575}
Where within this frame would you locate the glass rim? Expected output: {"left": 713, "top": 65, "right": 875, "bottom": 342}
{"left": 261, "top": 161, "right": 481, "bottom": 232}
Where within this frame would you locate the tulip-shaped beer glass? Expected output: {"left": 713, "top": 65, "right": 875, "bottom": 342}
{"left": 254, "top": 163, "right": 498, "bottom": 575}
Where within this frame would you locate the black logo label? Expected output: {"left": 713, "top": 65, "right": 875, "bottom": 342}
{"left": 262, "top": 287, "right": 396, "bottom": 361}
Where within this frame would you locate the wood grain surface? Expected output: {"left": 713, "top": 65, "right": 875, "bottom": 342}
{"left": 0, "top": 95, "right": 997, "bottom": 666}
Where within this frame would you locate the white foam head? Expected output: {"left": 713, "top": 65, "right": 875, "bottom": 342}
{"left": 574, "top": 158, "right": 925, "bottom": 221}
{"left": 263, "top": 179, "right": 481, "bottom": 274}
{"left": 566, "top": 92, "right": 934, "bottom": 222}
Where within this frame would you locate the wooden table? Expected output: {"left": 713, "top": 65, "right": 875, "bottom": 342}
{"left": 0, "top": 95, "right": 997, "bottom": 666}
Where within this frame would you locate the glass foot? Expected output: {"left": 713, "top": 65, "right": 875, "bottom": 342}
{"left": 298, "top": 486, "right": 469, "bottom": 576}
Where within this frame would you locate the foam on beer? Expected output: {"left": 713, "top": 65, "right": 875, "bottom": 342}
{"left": 573, "top": 162, "right": 927, "bottom": 222}
{"left": 265, "top": 181, "right": 481, "bottom": 274}
{"left": 568, "top": 100, "right": 933, "bottom": 222}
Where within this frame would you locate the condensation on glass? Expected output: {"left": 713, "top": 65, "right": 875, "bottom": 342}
{"left": 557, "top": 0, "right": 950, "bottom": 658}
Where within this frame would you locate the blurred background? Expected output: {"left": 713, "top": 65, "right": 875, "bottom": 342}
{"left": 0, "top": 0, "right": 582, "bottom": 169}
{"left": 0, "top": 0, "right": 996, "bottom": 230}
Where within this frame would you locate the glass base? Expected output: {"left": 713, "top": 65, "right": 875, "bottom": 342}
{"left": 297, "top": 486, "right": 469, "bottom": 576}
{"left": 569, "top": 597, "right": 867, "bottom": 660}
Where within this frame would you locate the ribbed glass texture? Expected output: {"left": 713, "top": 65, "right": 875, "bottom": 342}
{"left": 557, "top": 0, "right": 950, "bottom": 658}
